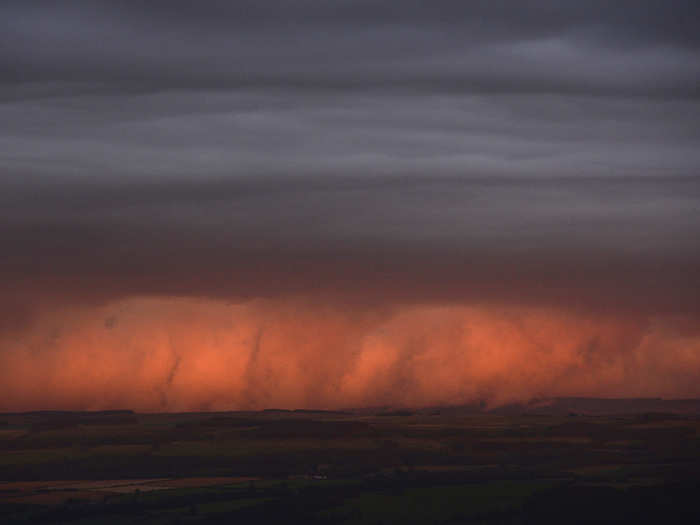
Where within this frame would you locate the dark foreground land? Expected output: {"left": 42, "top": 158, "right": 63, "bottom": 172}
{"left": 1, "top": 399, "right": 699, "bottom": 524}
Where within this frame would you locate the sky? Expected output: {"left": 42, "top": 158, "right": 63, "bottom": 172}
{"left": 1, "top": 1, "right": 699, "bottom": 411}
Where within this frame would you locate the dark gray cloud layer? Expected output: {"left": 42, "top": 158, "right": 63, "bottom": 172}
{"left": 3, "top": 1, "right": 700, "bottom": 95}
{"left": 2, "top": 1, "right": 700, "bottom": 104}
{"left": 3, "top": 176, "right": 699, "bottom": 317}
{"left": 1, "top": 1, "right": 699, "bottom": 315}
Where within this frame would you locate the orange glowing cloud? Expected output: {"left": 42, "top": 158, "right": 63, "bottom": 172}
{"left": 1, "top": 296, "right": 699, "bottom": 412}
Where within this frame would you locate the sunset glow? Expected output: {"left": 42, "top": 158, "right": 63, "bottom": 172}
{"left": 2, "top": 296, "right": 699, "bottom": 411}
{"left": 1, "top": 1, "right": 699, "bottom": 414}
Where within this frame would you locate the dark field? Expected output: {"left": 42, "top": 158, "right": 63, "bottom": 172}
{"left": 1, "top": 399, "right": 699, "bottom": 524}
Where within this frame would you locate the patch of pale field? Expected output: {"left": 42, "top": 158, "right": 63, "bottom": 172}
{"left": 50, "top": 479, "right": 171, "bottom": 490}
{"left": 103, "top": 477, "right": 260, "bottom": 492}
{"left": 0, "top": 477, "right": 262, "bottom": 504}
{"left": 157, "top": 477, "right": 259, "bottom": 488}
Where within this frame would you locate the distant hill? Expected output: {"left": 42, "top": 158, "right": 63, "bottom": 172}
{"left": 522, "top": 397, "right": 700, "bottom": 416}
{"left": 3, "top": 399, "right": 700, "bottom": 418}
{"left": 417, "top": 398, "right": 700, "bottom": 417}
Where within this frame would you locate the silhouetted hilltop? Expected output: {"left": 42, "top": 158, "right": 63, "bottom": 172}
{"left": 378, "top": 398, "right": 700, "bottom": 417}
{"left": 523, "top": 397, "right": 700, "bottom": 416}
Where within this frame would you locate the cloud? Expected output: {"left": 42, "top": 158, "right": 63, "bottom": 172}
{"left": 1, "top": 2, "right": 699, "bottom": 410}
{"left": 2, "top": 175, "right": 699, "bottom": 313}
{"left": 1, "top": 296, "right": 699, "bottom": 411}
{"left": 2, "top": 1, "right": 700, "bottom": 98}
{"left": 1, "top": 2, "right": 698, "bottom": 180}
